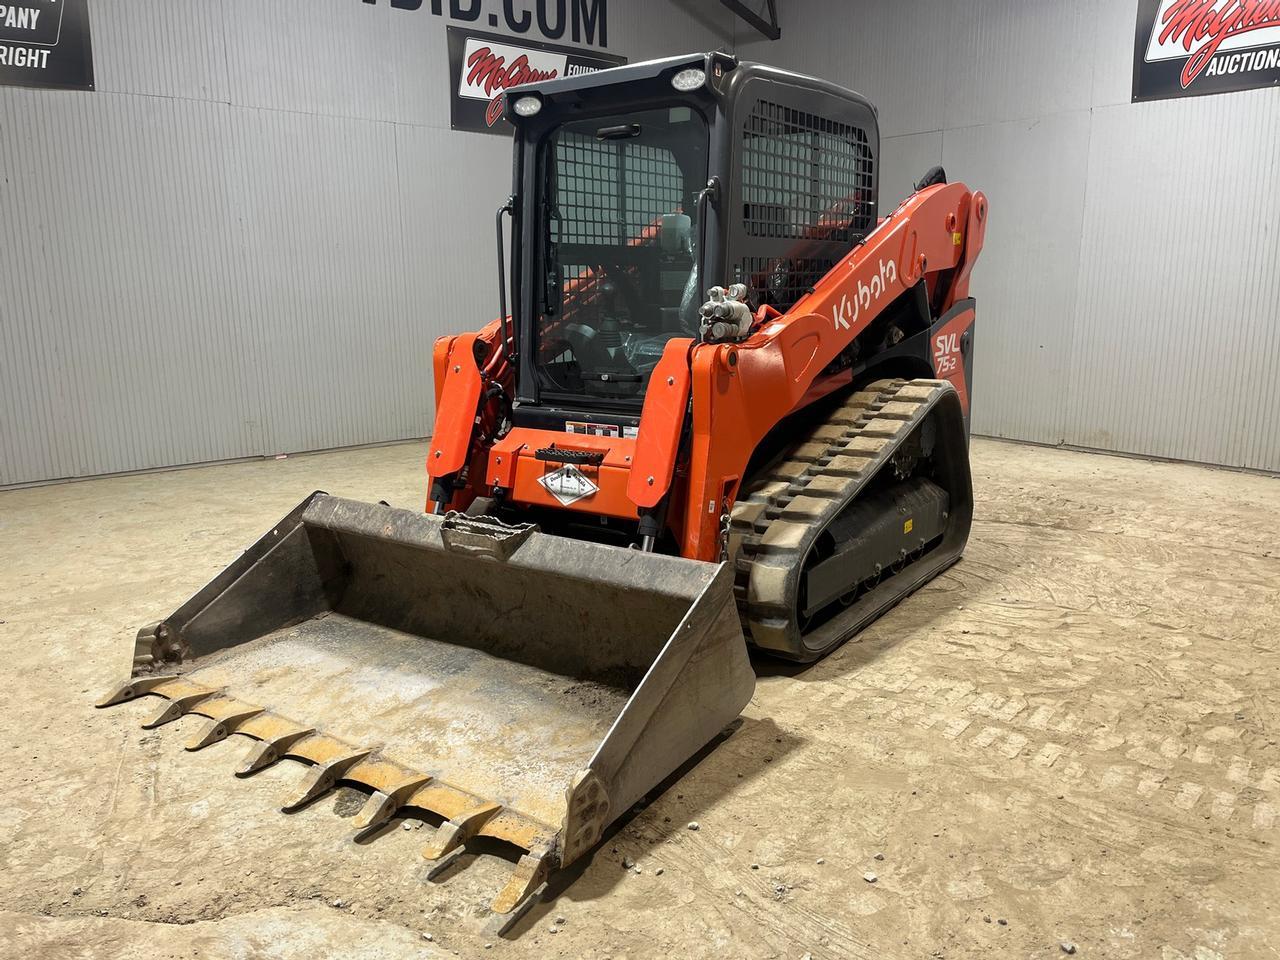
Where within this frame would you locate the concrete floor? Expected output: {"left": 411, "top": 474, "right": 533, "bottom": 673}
{"left": 2, "top": 438, "right": 1278, "bottom": 960}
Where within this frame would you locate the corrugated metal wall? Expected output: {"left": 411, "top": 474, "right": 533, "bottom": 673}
{"left": 739, "top": 0, "right": 1280, "bottom": 472}
{"left": 0, "top": 0, "right": 741, "bottom": 485}
{"left": 7, "top": 1, "right": 1278, "bottom": 483}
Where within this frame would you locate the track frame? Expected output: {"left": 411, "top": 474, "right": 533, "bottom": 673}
{"left": 731, "top": 379, "right": 973, "bottom": 661}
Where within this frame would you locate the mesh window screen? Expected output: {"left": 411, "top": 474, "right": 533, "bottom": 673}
{"left": 739, "top": 99, "right": 875, "bottom": 313}
{"left": 536, "top": 108, "right": 706, "bottom": 401}
{"left": 741, "top": 100, "right": 874, "bottom": 241}
{"left": 625, "top": 144, "right": 682, "bottom": 235}
{"left": 740, "top": 255, "right": 841, "bottom": 315}
{"left": 554, "top": 134, "right": 619, "bottom": 245}
{"left": 550, "top": 134, "right": 684, "bottom": 332}
{"left": 553, "top": 133, "right": 683, "bottom": 246}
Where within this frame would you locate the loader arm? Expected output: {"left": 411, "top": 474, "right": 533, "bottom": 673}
{"left": 679, "top": 181, "right": 988, "bottom": 559}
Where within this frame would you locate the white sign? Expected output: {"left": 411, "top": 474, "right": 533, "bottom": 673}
{"left": 537, "top": 464, "right": 598, "bottom": 506}
{"left": 457, "top": 36, "right": 567, "bottom": 101}
{"left": 1144, "top": 1, "right": 1280, "bottom": 64}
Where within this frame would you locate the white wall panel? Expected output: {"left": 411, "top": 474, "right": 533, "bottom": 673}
{"left": 223, "top": 0, "right": 400, "bottom": 123}
{"left": 0, "top": 88, "right": 255, "bottom": 484}
{"left": 615, "top": 1, "right": 733, "bottom": 54}
{"left": 389, "top": 7, "right": 453, "bottom": 131}
{"left": 1065, "top": 93, "right": 1280, "bottom": 470}
{"left": 946, "top": 0, "right": 1097, "bottom": 128}
{"left": 879, "top": 131, "right": 942, "bottom": 210}
{"left": 396, "top": 124, "right": 514, "bottom": 378}
{"left": 769, "top": 0, "right": 954, "bottom": 139}
{"left": 743, "top": 0, "right": 1100, "bottom": 133}
{"left": 943, "top": 112, "right": 1092, "bottom": 445}
{"left": 1089, "top": 0, "right": 1143, "bottom": 109}
{"left": 92, "top": 0, "right": 231, "bottom": 102}
{"left": 1, "top": 90, "right": 67, "bottom": 485}
{"left": 731, "top": 0, "right": 823, "bottom": 74}
{"left": 228, "top": 109, "right": 417, "bottom": 454}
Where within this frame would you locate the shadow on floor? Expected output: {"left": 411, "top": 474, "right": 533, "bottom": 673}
{"left": 497, "top": 713, "right": 803, "bottom": 938}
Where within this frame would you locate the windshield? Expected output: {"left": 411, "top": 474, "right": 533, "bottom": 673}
{"left": 536, "top": 105, "right": 709, "bottom": 403}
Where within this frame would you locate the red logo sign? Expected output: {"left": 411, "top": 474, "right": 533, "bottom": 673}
{"left": 484, "top": 92, "right": 505, "bottom": 128}
{"left": 448, "top": 27, "right": 625, "bottom": 137}
{"left": 1151, "top": 0, "right": 1280, "bottom": 88}
{"left": 465, "top": 45, "right": 560, "bottom": 99}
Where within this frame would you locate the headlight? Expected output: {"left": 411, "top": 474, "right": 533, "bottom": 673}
{"left": 671, "top": 68, "right": 706, "bottom": 92}
{"left": 512, "top": 95, "right": 543, "bottom": 117}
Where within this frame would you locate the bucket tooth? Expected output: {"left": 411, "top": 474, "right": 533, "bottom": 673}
{"left": 490, "top": 847, "right": 551, "bottom": 916}
{"left": 421, "top": 801, "right": 503, "bottom": 861}
{"left": 96, "top": 675, "right": 179, "bottom": 708}
{"left": 352, "top": 775, "right": 433, "bottom": 833}
{"left": 184, "top": 705, "right": 265, "bottom": 751}
{"left": 235, "top": 727, "right": 316, "bottom": 777}
{"left": 141, "top": 688, "right": 221, "bottom": 729}
{"left": 281, "top": 747, "right": 374, "bottom": 812}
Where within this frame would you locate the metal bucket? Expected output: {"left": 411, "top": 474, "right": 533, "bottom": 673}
{"left": 98, "top": 494, "right": 754, "bottom": 917}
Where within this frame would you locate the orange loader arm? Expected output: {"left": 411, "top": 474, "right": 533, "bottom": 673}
{"left": 677, "top": 182, "right": 988, "bottom": 559}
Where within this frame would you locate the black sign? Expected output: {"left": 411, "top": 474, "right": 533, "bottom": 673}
{"left": 447, "top": 26, "right": 624, "bottom": 135}
{"left": 0, "top": 0, "right": 93, "bottom": 90}
{"left": 1134, "top": 0, "right": 1280, "bottom": 102}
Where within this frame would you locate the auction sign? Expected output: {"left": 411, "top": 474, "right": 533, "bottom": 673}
{"left": 447, "top": 26, "right": 623, "bottom": 135}
{"left": 1134, "top": 0, "right": 1280, "bottom": 101}
{"left": 0, "top": 0, "right": 93, "bottom": 90}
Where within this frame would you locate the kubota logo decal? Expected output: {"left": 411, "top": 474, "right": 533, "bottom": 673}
{"left": 832, "top": 258, "right": 898, "bottom": 331}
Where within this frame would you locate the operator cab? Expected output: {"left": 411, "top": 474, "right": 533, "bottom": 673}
{"left": 498, "top": 53, "right": 879, "bottom": 434}
{"left": 534, "top": 104, "right": 707, "bottom": 405}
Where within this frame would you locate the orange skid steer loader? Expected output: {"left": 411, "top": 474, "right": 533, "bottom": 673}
{"left": 100, "top": 53, "right": 986, "bottom": 924}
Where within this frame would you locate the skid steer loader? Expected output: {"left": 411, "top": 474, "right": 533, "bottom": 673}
{"left": 99, "top": 52, "right": 986, "bottom": 924}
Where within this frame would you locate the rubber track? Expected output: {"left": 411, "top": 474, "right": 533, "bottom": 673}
{"left": 729, "top": 378, "right": 959, "bottom": 659}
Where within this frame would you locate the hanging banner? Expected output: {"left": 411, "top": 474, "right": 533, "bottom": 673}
{"left": 447, "top": 26, "right": 624, "bottom": 135}
{"left": 1133, "top": 0, "right": 1280, "bottom": 102}
{"left": 0, "top": 0, "right": 94, "bottom": 90}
